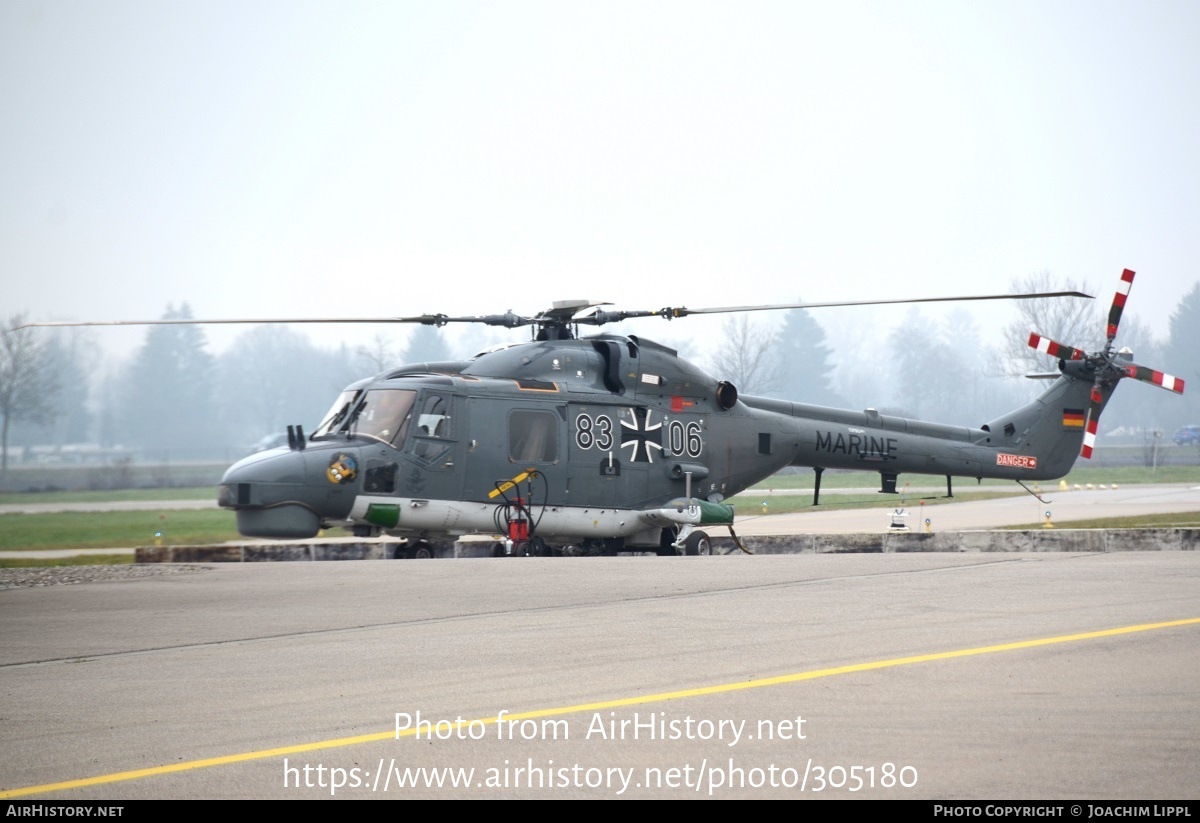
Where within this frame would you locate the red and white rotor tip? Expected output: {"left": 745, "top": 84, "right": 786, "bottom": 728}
{"left": 1028, "top": 332, "right": 1084, "bottom": 360}
{"left": 1125, "top": 366, "right": 1185, "bottom": 394}
{"left": 1081, "top": 386, "right": 1104, "bottom": 459}
{"left": 1106, "top": 268, "right": 1135, "bottom": 341}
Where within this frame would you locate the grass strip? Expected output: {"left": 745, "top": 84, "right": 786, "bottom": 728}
{"left": 0, "top": 510, "right": 241, "bottom": 552}
{"left": 0, "top": 487, "right": 215, "bottom": 505}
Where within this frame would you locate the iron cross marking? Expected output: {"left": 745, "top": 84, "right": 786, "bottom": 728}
{"left": 620, "top": 407, "right": 663, "bottom": 463}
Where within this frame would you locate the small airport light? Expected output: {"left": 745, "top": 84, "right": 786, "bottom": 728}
{"left": 1043, "top": 510, "right": 1054, "bottom": 529}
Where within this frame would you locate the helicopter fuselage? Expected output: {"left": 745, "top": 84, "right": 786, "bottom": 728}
{"left": 218, "top": 332, "right": 1102, "bottom": 552}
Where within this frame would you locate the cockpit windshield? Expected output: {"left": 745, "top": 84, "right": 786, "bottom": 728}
{"left": 312, "top": 390, "right": 361, "bottom": 438}
{"left": 313, "top": 388, "right": 418, "bottom": 446}
{"left": 352, "top": 389, "right": 417, "bottom": 445}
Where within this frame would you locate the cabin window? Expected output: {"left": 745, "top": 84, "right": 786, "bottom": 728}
{"left": 509, "top": 411, "right": 559, "bottom": 463}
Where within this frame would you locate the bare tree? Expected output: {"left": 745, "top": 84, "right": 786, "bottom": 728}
{"left": 218, "top": 325, "right": 337, "bottom": 443}
{"left": 356, "top": 331, "right": 401, "bottom": 373}
{"left": 0, "top": 314, "right": 60, "bottom": 470}
{"left": 708, "top": 316, "right": 781, "bottom": 395}
{"left": 997, "top": 271, "right": 1099, "bottom": 378}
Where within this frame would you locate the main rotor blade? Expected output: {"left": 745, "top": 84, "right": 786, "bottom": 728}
{"left": 17, "top": 290, "right": 1091, "bottom": 332}
{"left": 648, "top": 290, "right": 1093, "bottom": 318}
{"left": 1106, "top": 268, "right": 1135, "bottom": 343}
{"left": 16, "top": 313, "right": 536, "bottom": 330}
{"left": 18, "top": 317, "right": 414, "bottom": 329}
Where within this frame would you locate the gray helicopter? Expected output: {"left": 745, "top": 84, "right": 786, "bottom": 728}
{"left": 23, "top": 270, "right": 1185, "bottom": 556}
{"left": 207, "top": 269, "right": 1182, "bottom": 557}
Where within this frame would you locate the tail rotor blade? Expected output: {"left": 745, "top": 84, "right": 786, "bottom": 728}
{"left": 1028, "top": 331, "right": 1085, "bottom": 361}
{"left": 1106, "top": 268, "right": 1135, "bottom": 343}
{"left": 1124, "top": 364, "right": 1186, "bottom": 394}
{"left": 1081, "top": 385, "right": 1104, "bottom": 459}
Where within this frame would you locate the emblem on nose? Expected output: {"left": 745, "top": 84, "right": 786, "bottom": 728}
{"left": 327, "top": 453, "right": 358, "bottom": 484}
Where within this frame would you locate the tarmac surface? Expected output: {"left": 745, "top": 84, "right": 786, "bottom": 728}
{"left": 2, "top": 484, "right": 1199, "bottom": 799}
{"left": 2, "top": 550, "right": 1199, "bottom": 799}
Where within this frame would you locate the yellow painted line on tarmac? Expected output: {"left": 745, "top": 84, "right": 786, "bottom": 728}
{"left": 3, "top": 616, "right": 1197, "bottom": 798}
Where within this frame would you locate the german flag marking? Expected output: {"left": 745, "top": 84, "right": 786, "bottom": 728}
{"left": 1062, "top": 409, "right": 1085, "bottom": 428}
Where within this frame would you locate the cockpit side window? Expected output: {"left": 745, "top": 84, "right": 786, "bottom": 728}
{"left": 415, "top": 394, "right": 451, "bottom": 439}
{"left": 409, "top": 393, "right": 454, "bottom": 462}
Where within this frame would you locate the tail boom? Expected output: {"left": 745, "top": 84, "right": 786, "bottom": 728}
{"left": 744, "top": 373, "right": 1105, "bottom": 486}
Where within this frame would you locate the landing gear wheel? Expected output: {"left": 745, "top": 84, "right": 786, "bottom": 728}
{"left": 580, "top": 540, "right": 603, "bottom": 557}
{"left": 656, "top": 528, "right": 679, "bottom": 556}
{"left": 405, "top": 542, "right": 434, "bottom": 559}
{"left": 684, "top": 530, "right": 711, "bottom": 556}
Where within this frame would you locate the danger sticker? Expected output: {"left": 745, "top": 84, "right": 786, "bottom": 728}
{"left": 996, "top": 453, "right": 1037, "bottom": 469}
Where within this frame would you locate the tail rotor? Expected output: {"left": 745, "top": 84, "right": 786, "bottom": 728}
{"left": 1028, "top": 268, "right": 1185, "bottom": 459}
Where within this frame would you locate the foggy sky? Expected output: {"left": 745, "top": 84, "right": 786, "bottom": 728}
{"left": 3, "top": 0, "right": 1198, "bottom": 364}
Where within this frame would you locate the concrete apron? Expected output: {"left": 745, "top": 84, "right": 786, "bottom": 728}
{"left": 130, "top": 528, "right": 1200, "bottom": 561}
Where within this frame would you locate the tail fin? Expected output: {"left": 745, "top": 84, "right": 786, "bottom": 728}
{"left": 982, "top": 373, "right": 1112, "bottom": 479}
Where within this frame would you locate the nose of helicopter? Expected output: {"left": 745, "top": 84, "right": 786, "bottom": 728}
{"left": 218, "top": 445, "right": 359, "bottom": 538}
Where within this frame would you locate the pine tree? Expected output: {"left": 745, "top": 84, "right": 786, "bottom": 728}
{"left": 1164, "top": 282, "right": 1200, "bottom": 430}
{"left": 769, "top": 303, "right": 842, "bottom": 407}
{"left": 113, "top": 304, "right": 220, "bottom": 458}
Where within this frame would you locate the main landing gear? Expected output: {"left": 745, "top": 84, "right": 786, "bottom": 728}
{"left": 683, "top": 530, "right": 712, "bottom": 556}
{"left": 658, "top": 526, "right": 712, "bottom": 556}
{"left": 394, "top": 540, "right": 436, "bottom": 559}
